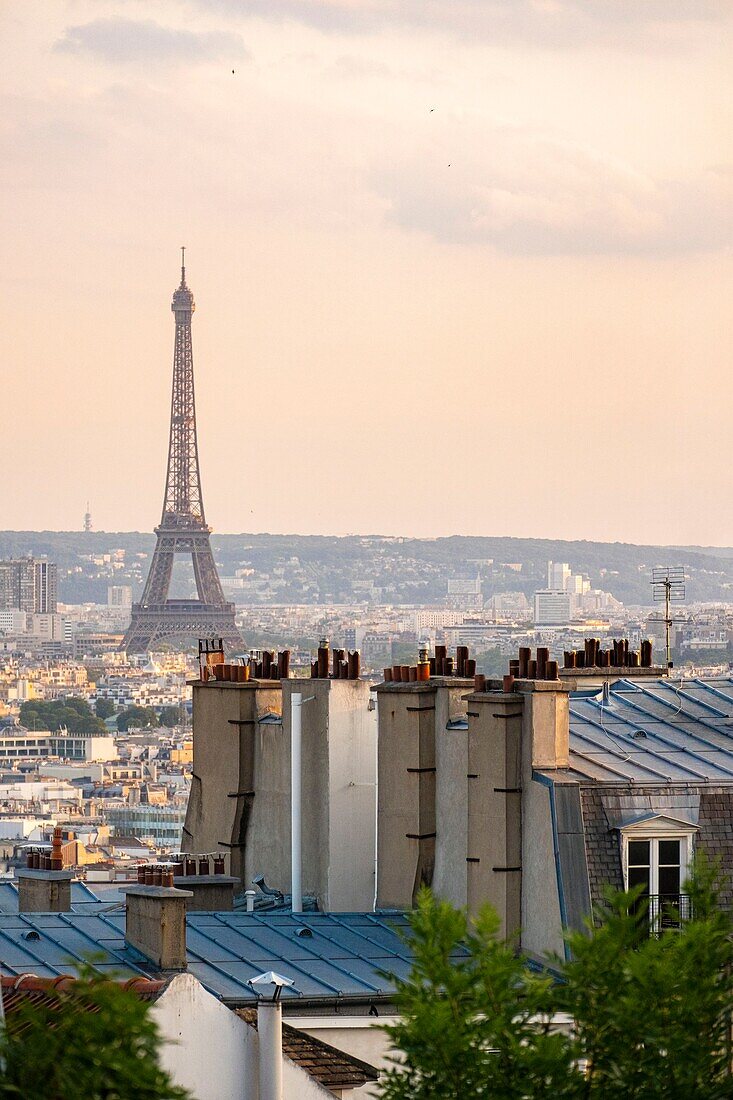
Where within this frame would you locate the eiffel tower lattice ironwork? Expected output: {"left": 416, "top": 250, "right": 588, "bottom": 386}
{"left": 122, "top": 251, "right": 243, "bottom": 654}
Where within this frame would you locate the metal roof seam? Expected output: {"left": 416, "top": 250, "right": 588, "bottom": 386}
{"left": 655, "top": 679, "right": 730, "bottom": 718}
{"left": 569, "top": 705, "right": 707, "bottom": 778}
{"left": 185, "top": 919, "right": 348, "bottom": 998}
{"left": 55, "top": 913, "right": 150, "bottom": 978}
{"left": 297, "top": 913, "right": 415, "bottom": 967}
{"left": 692, "top": 679, "right": 733, "bottom": 706}
{"left": 569, "top": 727, "right": 674, "bottom": 782}
{"left": 611, "top": 693, "right": 733, "bottom": 777}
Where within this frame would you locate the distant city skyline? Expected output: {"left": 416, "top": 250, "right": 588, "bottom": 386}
{"left": 1, "top": 2, "right": 731, "bottom": 544}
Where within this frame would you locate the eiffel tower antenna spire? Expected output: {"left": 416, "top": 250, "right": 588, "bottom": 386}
{"left": 122, "top": 253, "right": 242, "bottom": 654}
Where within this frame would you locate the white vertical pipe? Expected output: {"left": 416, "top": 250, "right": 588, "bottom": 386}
{"left": 257, "top": 1001, "right": 283, "bottom": 1100}
{"left": 291, "top": 692, "right": 303, "bottom": 914}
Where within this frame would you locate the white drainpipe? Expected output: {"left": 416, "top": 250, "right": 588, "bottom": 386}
{"left": 291, "top": 692, "right": 302, "bottom": 914}
{"left": 257, "top": 1001, "right": 283, "bottom": 1100}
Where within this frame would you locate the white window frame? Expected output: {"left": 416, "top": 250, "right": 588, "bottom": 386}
{"left": 619, "top": 816, "right": 698, "bottom": 896}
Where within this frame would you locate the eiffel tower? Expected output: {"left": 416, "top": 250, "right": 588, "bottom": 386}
{"left": 122, "top": 251, "right": 242, "bottom": 654}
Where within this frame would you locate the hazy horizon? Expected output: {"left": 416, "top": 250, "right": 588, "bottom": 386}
{"left": 2, "top": 1, "right": 731, "bottom": 545}
{"left": 3, "top": 526, "right": 733, "bottom": 554}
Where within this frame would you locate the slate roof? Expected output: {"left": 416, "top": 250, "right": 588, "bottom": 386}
{"left": 0, "top": 910, "right": 459, "bottom": 1006}
{"left": 237, "top": 1007, "right": 379, "bottom": 1089}
{"left": 565, "top": 678, "right": 733, "bottom": 783}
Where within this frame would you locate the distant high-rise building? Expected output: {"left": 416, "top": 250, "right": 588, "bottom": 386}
{"left": 547, "top": 561, "right": 572, "bottom": 590}
{"left": 0, "top": 558, "right": 34, "bottom": 611}
{"left": 108, "top": 585, "right": 133, "bottom": 609}
{"left": 0, "top": 558, "right": 55, "bottom": 613}
{"left": 34, "top": 559, "right": 57, "bottom": 614}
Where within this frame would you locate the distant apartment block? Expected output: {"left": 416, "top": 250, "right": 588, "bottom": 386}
{"left": 0, "top": 557, "right": 57, "bottom": 614}
{"left": 73, "top": 632, "right": 125, "bottom": 659}
{"left": 534, "top": 590, "right": 572, "bottom": 625}
{"left": 107, "top": 585, "right": 133, "bottom": 608}
{"left": 0, "top": 730, "right": 116, "bottom": 763}
{"left": 413, "top": 610, "right": 463, "bottom": 631}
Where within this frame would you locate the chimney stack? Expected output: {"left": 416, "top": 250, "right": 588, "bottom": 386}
{"left": 17, "top": 868, "right": 74, "bottom": 913}
{"left": 376, "top": 652, "right": 474, "bottom": 909}
{"left": 123, "top": 884, "right": 193, "bottom": 970}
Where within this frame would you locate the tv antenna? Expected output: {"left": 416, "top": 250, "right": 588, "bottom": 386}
{"left": 650, "top": 566, "right": 686, "bottom": 673}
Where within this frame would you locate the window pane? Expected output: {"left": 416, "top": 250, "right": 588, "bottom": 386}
{"left": 628, "top": 866, "right": 650, "bottom": 892}
{"left": 628, "top": 841, "right": 650, "bottom": 866}
{"left": 658, "top": 840, "right": 681, "bottom": 866}
{"left": 659, "top": 865, "right": 681, "bottom": 896}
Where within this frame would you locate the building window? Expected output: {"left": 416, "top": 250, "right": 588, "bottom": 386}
{"left": 627, "top": 838, "right": 683, "bottom": 897}
{"left": 621, "top": 826, "right": 695, "bottom": 934}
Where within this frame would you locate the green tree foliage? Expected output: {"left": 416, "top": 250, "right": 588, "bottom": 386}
{"left": 560, "top": 858, "right": 733, "bottom": 1099}
{"left": 381, "top": 862, "right": 733, "bottom": 1099}
{"left": 19, "top": 696, "right": 105, "bottom": 735}
{"left": 380, "top": 892, "right": 579, "bottom": 1100}
{"left": 0, "top": 964, "right": 188, "bottom": 1100}
{"left": 159, "top": 705, "right": 184, "bottom": 728}
{"left": 116, "top": 705, "right": 158, "bottom": 731}
{"left": 95, "top": 697, "right": 116, "bottom": 719}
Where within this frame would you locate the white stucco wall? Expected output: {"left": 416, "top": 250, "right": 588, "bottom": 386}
{"left": 152, "top": 974, "right": 335, "bottom": 1100}
{"left": 153, "top": 974, "right": 249, "bottom": 1100}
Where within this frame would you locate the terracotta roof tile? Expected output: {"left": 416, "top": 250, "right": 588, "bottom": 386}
{"left": 1, "top": 973, "right": 166, "bottom": 1016}
{"left": 237, "top": 1007, "right": 379, "bottom": 1090}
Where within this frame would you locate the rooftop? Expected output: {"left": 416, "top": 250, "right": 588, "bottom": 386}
{"left": 565, "top": 677, "right": 733, "bottom": 784}
{"left": 0, "top": 909, "right": 462, "bottom": 1006}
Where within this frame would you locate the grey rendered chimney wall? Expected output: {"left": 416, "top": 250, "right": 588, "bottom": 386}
{"left": 431, "top": 682, "right": 474, "bottom": 908}
{"left": 517, "top": 680, "right": 570, "bottom": 771}
{"left": 465, "top": 691, "right": 523, "bottom": 938}
{"left": 462, "top": 677, "right": 571, "bottom": 950}
{"left": 123, "top": 885, "right": 193, "bottom": 971}
{"left": 182, "top": 679, "right": 284, "bottom": 884}
{"left": 376, "top": 681, "right": 437, "bottom": 909}
{"left": 17, "top": 869, "right": 74, "bottom": 913}
{"left": 171, "top": 875, "right": 239, "bottom": 912}
{"left": 376, "top": 678, "right": 472, "bottom": 910}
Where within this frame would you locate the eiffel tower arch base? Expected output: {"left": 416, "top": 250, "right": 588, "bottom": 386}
{"left": 123, "top": 603, "right": 242, "bottom": 655}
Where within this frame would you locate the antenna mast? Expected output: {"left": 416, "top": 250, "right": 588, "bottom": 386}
{"left": 650, "top": 566, "right": 686, "bottom": 672}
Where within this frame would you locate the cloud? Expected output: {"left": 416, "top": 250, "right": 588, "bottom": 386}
{"left": 55, "top": 18, "right": 247, "bottom": 65}
{"left": 199, "top": 0, "right": 731, "bottom": 49}
{"left": 371, "top": 131, "right": 733, "bottom": 255}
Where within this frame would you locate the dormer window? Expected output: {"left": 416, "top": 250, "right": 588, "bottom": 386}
{"left": 619, "top": 814, "right": 698, "bottom": 933}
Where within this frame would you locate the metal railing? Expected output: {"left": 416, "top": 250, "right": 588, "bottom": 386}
{"left": 633, "top": 893, "right": 692, "bottom": 935}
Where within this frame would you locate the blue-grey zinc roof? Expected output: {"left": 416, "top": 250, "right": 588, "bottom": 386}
{"left": 0, "top": 879, "right": 111, "bottom": 915}
{"left": 566, "top": 677, "right": 733, "bottom": 783}
{"left": 0, "top": 910, "right": 457, "bottom": 1005}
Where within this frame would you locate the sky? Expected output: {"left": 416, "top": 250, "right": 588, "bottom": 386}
{"left": 1, "top": 0, "right": 732, "bottom": 545}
